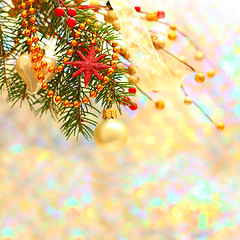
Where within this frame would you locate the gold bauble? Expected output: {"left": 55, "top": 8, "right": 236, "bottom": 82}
{"left": 195, "top": 50, "right": 204, "bottom": 61}
{"left": 120, "top": 46, "right": 127, "bottom": 56}
{"left": 94, "top": 110, "right": 128, "bottom": 152}
{"left": 195, "top": 72, "right": 205, "bottom": 83}
{"left": 168, "top": 30, "right": 177, "bottom": 40}
{"left": 207, "top": 69, "right": 215, "bottom": 78}
{"left": 128, "top": 65, "right": 136, "bottom": 75}
{"left": 105, "top": 10, "right": 118, "bottom": 23}
{"left": 184, "top": 96, "right": 192, "bottom": 105}
{"left": 151, "top": 33, "right": 158, "bottom": 40}
{"left": 155, "top": 100, "right": 165, "bottom": 110}
{"left": 124, "top": 51, "right": 131, "bottom": 59}
{"left": 179, "top": 56, "right": 187, "bottom": 63}
{"left": 170, "top": 24, "right": 177, "bottom": 30}
{"left": 216, "top": 122, "right": 225, "bottom": 131}
{"left": 116, "top": 63, "right": 127, "bottom": 70}
{"left": 152, "top": 39, "right": 165, "bottom": 50}
{"left": 119, "top": 46, "right": 130, "bottom": 59}
{"left": 112, "top": 20, "right": 120, "bottom": 30}
{"left": 146, "top": 12, "right": 158, "bottom": 21}
{"left": 16, "top": 53, "right": 57, "bottom": 94}
{"left": 128, "top": 75, "right": 139, "bottom": 85}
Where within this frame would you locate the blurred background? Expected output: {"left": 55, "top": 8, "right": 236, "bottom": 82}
{"left": 0, "top": 0, "right": 240, "bottom": 239}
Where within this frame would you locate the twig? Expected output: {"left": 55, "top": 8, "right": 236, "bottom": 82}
{"left": 181, "top": 85, "right": 214, "bottom": 124}
{"left": 161, "top": 48, "right": 196, "bottom": 72}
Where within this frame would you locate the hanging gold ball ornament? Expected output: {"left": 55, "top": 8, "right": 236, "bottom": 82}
{"left": 94, "top": 109, "right": 128, "bottom": 152}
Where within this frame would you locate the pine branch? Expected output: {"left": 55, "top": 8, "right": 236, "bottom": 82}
{"left": 0, "top": 2, "right": 16, "bottom": 92}
{"left": 0, "top": 0, "right": 134, "bottom": 140}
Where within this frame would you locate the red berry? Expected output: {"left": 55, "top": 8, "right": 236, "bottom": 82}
{"left": 128, "top": 87, "right": 136, "bottom": 94}
{"left": 135, "top": 6, "right": 141, "bottom": 12}
{"left": 157, "top": 10, "right": 165, "bottom": 19}
{"left": 122, "top": 97, "right": 131, "bottom": 105}
{"left": 55, "top": 7, "right": 65, "bottom": 17}
{"left": 68, "top": 8, "right": 77, "bottom": 17}
{"left": 67, "top": 17, "right": 77, "bottom": 28}
{"left": 129, "top": 103, "right": 138, "bottom": 111}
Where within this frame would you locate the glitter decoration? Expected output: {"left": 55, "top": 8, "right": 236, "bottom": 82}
{"left": 65, "top": 43, "right": 110, "bottom": 87}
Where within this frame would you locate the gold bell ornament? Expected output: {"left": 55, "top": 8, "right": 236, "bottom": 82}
{"left": 94, "top": 109, "right": 128, "bottom": 152}
{"left": 16, "top": 52, "right": 57, "bottom": 94}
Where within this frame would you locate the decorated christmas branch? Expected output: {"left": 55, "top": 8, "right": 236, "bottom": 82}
{"left": 1, "top": 0, "right": 135, "bottom": 150}
{"left": 0, "top": 0, "right": 225, "bottom": 152}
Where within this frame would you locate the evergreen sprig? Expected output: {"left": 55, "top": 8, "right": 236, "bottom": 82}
{"left": 0, "top": 0, "right": 133, "bottom": 140}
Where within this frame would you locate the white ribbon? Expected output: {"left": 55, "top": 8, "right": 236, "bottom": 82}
{"left": 110, "top": 0, "right": 185, "bottom": 92}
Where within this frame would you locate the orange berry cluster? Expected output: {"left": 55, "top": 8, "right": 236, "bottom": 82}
{"left": 21, "top": 0, "right": 38, "bottom": 45}
{"left": 41, "top": 80, "right": 104, "bottom": 108}
{"left": 66, "top": 19, "right": 91, "bottom": 57}
{"left": 20, "top": 0, "right": 64, "bottom": 80}
{"left": 66, "top": 19, "right": 97, "bottom": 57}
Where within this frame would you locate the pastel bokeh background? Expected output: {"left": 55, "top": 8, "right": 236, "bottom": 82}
{"left": 0, "top": 0, "right": 240, "bottom": 239}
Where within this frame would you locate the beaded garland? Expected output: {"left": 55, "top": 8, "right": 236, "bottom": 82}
{"left": 19, "top": 0, "right": 137, "bottom": 110}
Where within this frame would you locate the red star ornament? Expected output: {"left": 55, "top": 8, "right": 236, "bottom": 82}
{"left": 65, "top": 43, "right": 111, "bottom": 87}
